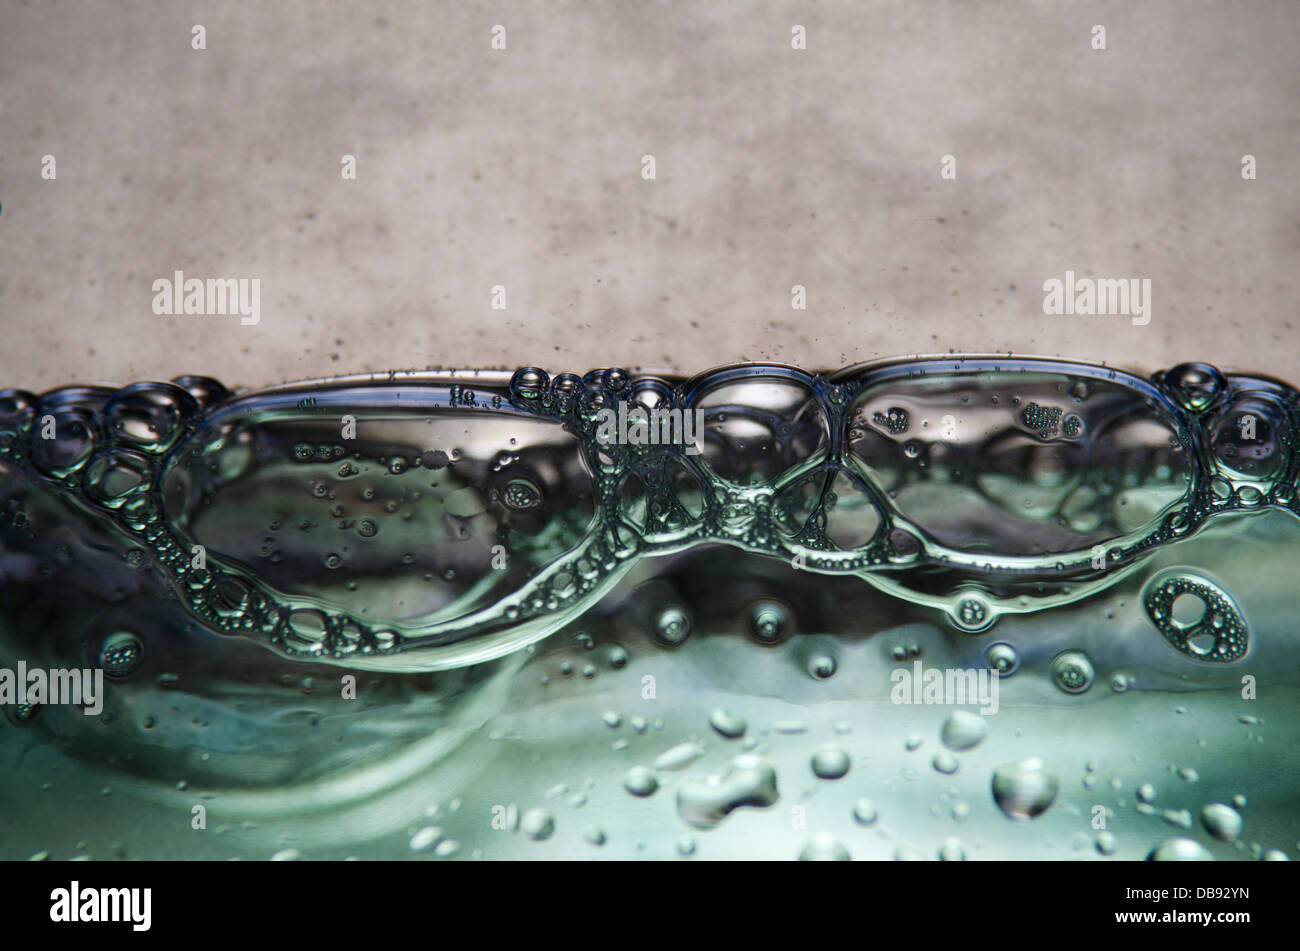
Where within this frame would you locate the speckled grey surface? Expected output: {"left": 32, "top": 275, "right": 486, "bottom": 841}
{"left": 2, "top": 0, "right": 1297, "bottom": 391}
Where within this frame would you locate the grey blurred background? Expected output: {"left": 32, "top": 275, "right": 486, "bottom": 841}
{"left": 1, "top": 0, "right": 1296, "bottom": 393}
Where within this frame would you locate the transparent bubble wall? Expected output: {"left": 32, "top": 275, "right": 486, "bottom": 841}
{"left": 0, "top": 355, "right": 1296, "bottom": 860}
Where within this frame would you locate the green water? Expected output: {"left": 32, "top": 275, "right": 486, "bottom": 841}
{"left": 0, "top": 356, "right": 1296, "bottom": 859}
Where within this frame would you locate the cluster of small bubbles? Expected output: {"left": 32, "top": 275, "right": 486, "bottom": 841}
{"left": 871, "top": 407, "right": 910, "bottom": 434}
{"left": 5, "top": 701, "right": 39, "bottom": 725}
{"left": 501, "top": 478, "right": 542, "bottom": 510}
{"left": 952, "top": 595, "right": 992, "bottom": 632}
{"left": 1143, "top": 574, "right": 1248, "bottom": 661}
{"left": 97, "top": 630, "right": 145, "bottom": 678}
{"left": 5, "top": 357, "right": 1298, "bottom": 680}
{"left": 1050, "top": 650, "right": 1095, "bottom": 693}
{"left": 1021, "top": 401, "right": 1062, "bottom": 438}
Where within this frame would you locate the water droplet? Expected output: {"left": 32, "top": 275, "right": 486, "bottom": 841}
{"left": 1201, "top": 803, "right": 1243, "bottom": 842}
{"left": 798, "top": 834, "right": 850, "bottom": 861}
{"left": 992, "top": 758, "right": 1060, "bottom": 821}
{"left": 676, "top": 754, "right": 779, "bottom": 830}
{"left": 654, "top": 741, "right": 706, "bottom": 771}
{"left": 932, "top": 751, "right": 959, "bottom": 775}
{"left": 938, "top": 837, "right": 966, "bottom": 861}
{"left": 852, "top": 798, "right": 879, "bottom": 826}
{"left": 520, "top": 808, "right": 556, "bottom": 841}
{"left": 1148, "top": 837, "right": 1214, "bottom": 861}
{"left": 623, "top": 766, "right": 659, "bottom": 797}
{"left": 709, "top": 708, "right": 747, "bottom": 739}
{"left": 811, "top": 746, "right": 851, "bottom": 779}
{"left": 410, "top": 826, "right": 442, "bottom": 852}
{"left": 940, "top": 710, "right": 988, "bottom": 751}
{"left": 807, "top": 653, "right": 837, "bottom": 679}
